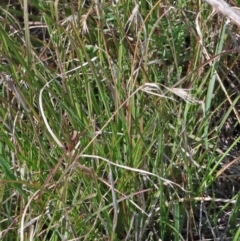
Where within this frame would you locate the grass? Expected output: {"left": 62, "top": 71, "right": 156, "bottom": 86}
{"left": 0, "top": 0, "right": 240, "bottom": 240}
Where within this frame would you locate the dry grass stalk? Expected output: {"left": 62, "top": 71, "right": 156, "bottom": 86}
{"left": 205, "top": 0, "right": 240, "bottom": 27}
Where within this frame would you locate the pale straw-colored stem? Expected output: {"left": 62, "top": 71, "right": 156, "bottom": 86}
{"left": 205, "top": 0, "right": 240, "bottom": 27}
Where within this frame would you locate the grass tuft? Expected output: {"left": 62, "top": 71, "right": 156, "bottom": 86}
{"left": 0, "top": 0, "right": 239, "bottom": 240}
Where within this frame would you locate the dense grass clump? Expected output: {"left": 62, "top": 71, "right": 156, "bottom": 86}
{"left": 0, "top": 0, "right": 239, "bottom": 240}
